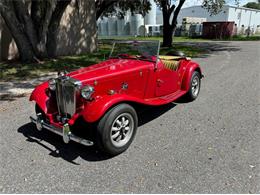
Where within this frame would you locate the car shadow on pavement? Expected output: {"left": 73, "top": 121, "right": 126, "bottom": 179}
{"left": 138, "top": 103, "right": 177, "bottom": 127}
{"left": 17, "top": 102, "right": 178, "bottom": 164}
{"left": 17, "top": 122, "right": 110, "bottom": 164}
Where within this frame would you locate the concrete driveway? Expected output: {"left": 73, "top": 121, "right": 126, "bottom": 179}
{"left": 0, "top": 41, "right": 259, "bottom": 193}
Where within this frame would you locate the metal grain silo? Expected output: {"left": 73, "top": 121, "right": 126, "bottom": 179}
{"left": 145, "top": 0, "right": 157, "bottom": 25}
{"left": 97, "top": 21, "right": 102, "bottom": 35}
{"left": 117, "top": 19, "right": 125, "bottom": 36}
{"left": 108, "top": 17, "right": 117, "bottom": 36}
{"left": 100, "top": 18, "right": 108, "bottom": 36}
{"left": 130, "top": 14, "right": 144, "bottom": 36}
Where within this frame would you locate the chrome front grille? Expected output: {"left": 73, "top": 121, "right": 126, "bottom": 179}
{"left": 55, "top": 76, "right": 81, "bottom": 118}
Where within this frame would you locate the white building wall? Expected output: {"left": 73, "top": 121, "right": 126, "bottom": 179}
{"left": 98, "top": 3, "right": 260, "bottom": 37}
{"left": 177, "top": 5, "right": 260, "bottom": 29}
{"left": 228, "top": 6, "right": 260, "bottom": 28}
{"left": 177, "top": 5, "right": 229, "bottom": 24}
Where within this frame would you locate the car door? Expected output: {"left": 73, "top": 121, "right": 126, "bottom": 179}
{"left": 155, "top": 61, "right": 180, "bottom": 97}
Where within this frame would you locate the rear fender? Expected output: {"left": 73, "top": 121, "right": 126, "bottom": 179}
{"left": 181, "top": 62, "right": 202, "bottom": 91}
{"left": 81, "top": 94, "right": 144, "bottom": 123}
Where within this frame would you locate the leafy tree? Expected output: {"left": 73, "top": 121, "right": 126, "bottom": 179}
{"left": 243, "top": 2, "right": 260, "bottom": 9}
{"left": 95, "top": 0, "right": 151, "bottom": 20}
{"left": 95, "top": 0, "right": 117, "bottom": 20}
{"left": 202, "top": 0, "right": 225, "bottom": 15}
{"left": 202, "top": 0, "right": 240, "bottom": 14}
{"left": 156, "top": 0, "right": 239, "bottom": 47}
{"left": 155, "top": 0, "right": 186, "bottom": 47}
{"left": 0, "top": 0, "right": 72, "bottom": 62}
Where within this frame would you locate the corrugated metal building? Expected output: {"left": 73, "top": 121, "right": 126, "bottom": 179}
{"left": 176, "top": 5, "right": 260, "bottom": 34}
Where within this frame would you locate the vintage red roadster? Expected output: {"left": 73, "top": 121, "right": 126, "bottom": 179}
{"left": 30, "top": 41, "right": 203, "bottom": 155}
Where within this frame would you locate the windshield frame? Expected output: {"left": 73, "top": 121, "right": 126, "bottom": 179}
{"left": 109, "top": 40, "right": 160, "bottom": 68}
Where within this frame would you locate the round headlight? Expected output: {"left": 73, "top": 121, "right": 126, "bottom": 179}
{"left": 81, "top": 85, "right": 94, "bottom": 100}
{"left": 48, "top": 78, "right": 56, "bottom": 91}
{"left": 58, "top": 71, "right": 67, "bottom": 77}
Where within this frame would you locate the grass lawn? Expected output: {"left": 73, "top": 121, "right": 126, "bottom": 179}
{"left": 100, "top": 35, "right": 260, "bottom": 41}
{"left": 228, "top": 35, "right": 260, "bottom": 41}
{"left": 1, "top": 35, "right": 258, "bottom": 81}
{"left": 99, "top": 36, "right": 210, "bottom": 42}
{"left": 0, "top": 40, "right": 206, "bottom": 81}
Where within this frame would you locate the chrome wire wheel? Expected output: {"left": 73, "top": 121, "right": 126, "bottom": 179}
{"left": 191, "top": 75, "right": 200, "bottom": 97}
{"left": 110, "top": 113, "right": 134, "bottom": 148}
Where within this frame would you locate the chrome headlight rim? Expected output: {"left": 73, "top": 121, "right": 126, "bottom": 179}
{"left": 81, "top": 85, "right": 95, "bottom": 100}
{"left": 48, "top": 78, "right": 56, "bottom": 91}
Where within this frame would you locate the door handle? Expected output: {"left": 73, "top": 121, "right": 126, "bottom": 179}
{"left": 157, "top": 79, "right": 164, "bottom": 87}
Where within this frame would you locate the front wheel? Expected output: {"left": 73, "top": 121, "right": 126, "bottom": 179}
{"left": 186, "top": 71, "right": 201, "bottom": 101}
{"left": 96, "top": 103, "right": 138, "bottom": 156}
{"left": 35, "top": 104, "right": 47, "bottom": 121}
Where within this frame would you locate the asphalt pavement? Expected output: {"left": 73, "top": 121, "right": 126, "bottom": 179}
{"left": 0, "top": 41, "right": 259, "bottom": 193}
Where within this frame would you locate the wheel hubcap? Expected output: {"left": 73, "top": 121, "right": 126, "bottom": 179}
{"left": 110, "top": 113, "right": 134, "bottom": 147}
{"left": 191, "top": 76, "right": 200, "bottom": 97}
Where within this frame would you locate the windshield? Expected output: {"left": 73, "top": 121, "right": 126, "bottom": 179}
{"left": 109, "top": 41, "right": 160, "bottom": 62}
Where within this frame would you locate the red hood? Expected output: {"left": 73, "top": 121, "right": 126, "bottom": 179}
{"left": 67, "top": 59, "right": 154, "bottom": 84}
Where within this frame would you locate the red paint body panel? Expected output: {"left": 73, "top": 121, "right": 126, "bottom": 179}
{"left": 30, "top": 57, "right": 202, "bottom": 125}
{"left": 181, "top": 61, "right": 202, "bottom": 91}
{"left": 155, "top": 61, "right": 180, "bottom": 96}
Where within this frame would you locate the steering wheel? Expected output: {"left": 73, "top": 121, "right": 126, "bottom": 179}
{"left": 137, "top": 53, "right": 151, "bottom": 60}
{"left": 118, "top": 54, "right": 131, "bottom": 58}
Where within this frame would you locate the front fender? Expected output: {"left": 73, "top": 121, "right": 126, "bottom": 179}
{"left": 29, "top": 82, "right": 49, "bottom": 113}
{"left": 81, "top": 94, "right": 145, "bottom": 123}
{"left": 181, "top": 61, "right": 202, "bottom": 91}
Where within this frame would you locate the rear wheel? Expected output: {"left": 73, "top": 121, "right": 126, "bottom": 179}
{"left": 96, "top": 103, "right": 138, "bottom": 156}
{"left": 186, "top": 71, "right": 201, "bottom": 101}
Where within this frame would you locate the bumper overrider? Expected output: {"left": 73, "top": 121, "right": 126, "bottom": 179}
{"left": 30, "top": 113, "right": 93, "bottom": 146}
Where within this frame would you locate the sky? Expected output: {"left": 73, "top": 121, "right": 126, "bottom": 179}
{"left": 182, "top": 0, "right": 257, "bottom": 8}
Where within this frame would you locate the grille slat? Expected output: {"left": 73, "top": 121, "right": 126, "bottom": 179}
{"left": 55, "top": 77, "right": 80, "bottom": 118}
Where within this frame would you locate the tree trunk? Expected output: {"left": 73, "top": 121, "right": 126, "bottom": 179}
{"left": 46, "top": 0, "right": 71, "bottom": 57}
{"left": 160, "top": 0, "right": 185, "bottom": 48}
{"left": 12, "top": 0, "right": 41, "bottom": 57}
{"left": 0, "top": 0, "right": 72, "bottom": 62}
{"left": 162, "top": 24, "right": 174, "bottom": 47}
{"left": 13, "top": 35, "right": 36, "bottom": 62}
{"left": 1, "top": 0, "right": 95, "bottom": 62}
{"left": 35, "top": 1, "right": 57, "bottom": 58}
{"left": 0, "top": 1, "right": 36, "bottom": 62}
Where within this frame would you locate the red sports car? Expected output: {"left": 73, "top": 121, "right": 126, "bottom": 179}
{"left": 30, "top": 41, "right": 203, "bottom": 155}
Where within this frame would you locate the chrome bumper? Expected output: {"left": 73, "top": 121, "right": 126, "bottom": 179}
{"left": 29, "top": 114, "right": 93, "bottom": 146}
